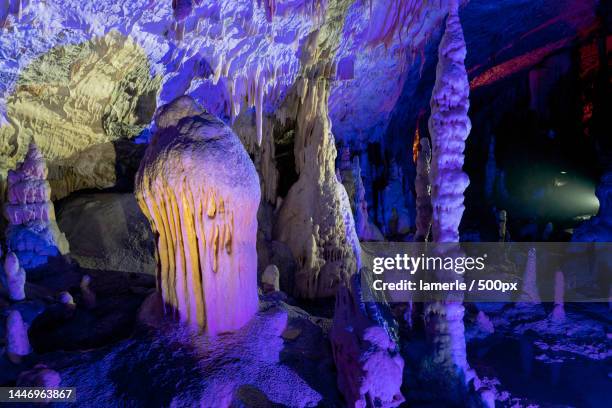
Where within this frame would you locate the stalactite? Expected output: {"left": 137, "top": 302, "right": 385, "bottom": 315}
{"left": 424, "top": 1, "right": 476, "bottom": 386}
{"left": 414, "top": 136, "right": 432, "bottom": 241}
{"left": 136, "top": 96, "right": 260, "bottom": 334}
{"left": 4, "top": 143, "right": 69, "bottom": 269}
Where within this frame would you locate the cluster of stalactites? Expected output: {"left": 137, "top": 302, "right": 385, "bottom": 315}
{"left": 366, "top": 0, "right": 430, "bottom": 47}
{"left": 428, "top": 2, "right": 471, "bottom": 243}
{"left": 255, "top": 0, "right": 328, "bottom": 22}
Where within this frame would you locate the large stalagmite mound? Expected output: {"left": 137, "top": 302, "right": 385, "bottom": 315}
{"left": 135, "top": 96, "right": 260, "bottom": 335}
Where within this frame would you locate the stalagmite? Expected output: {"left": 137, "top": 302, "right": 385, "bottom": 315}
{"left": 338, "top": 146, "right": 383, "bottom": 242}
{"left": 3, "top": 251, "right": 25, "bottom": 301}
{"left": 80, "top": 275, "right": 96, "bottom": 309}
{"left": 428, "top": 5, "right": 471, "bottom": 244}
{"left": 3, "top": 143, "right": 69, "bottom": 269}
{"left": 379, "top": 161, "right": 414, "bottom": 237}
{"left": 58, "top": 291, "right": 76, "bottom": 309}
{"left": 476, "top": 311, "right": 494, "bottom": 334}
{"left": 353, "top": 157, "right": 384, "bottom": 241}
{"left": 520, "top": 248, "right": 541, "bottom": 305}
{"left": 484, "top": 135, "right": 497, "bottom": 201}
{"left": 262, "top": 264, "right": 280, "bottom": 293}
{"left": 497, "top": 209, "right": 508, "bottom": 242}
{"left": 136, "top": 96, "right": 260, "bottom": 334}
{"left": 275, "top": 78, "right": 359, "bottom": 299}
{"left": 424, "top": 1, "right": 476, "bottom": 385}
{"left": 551, "top": 270, "right": 565, "bottom": 322}
{"left": 415, "top": 137, "right": 432, "bottom": 242}
{"left": 6, "top": 309, "right": 30, "bottom": 364}
{"left": 331, "top": 275, "right": 405, "bottom": 408}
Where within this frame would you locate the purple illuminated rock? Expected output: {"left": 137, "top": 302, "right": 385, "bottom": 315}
{"left": 17, "top": 364, "right": 61, "bottom": 389}
{"left": 3, "top": 251, "right": 25, "bottom": 301}
{"left": 3, "top": 143, "right": 69, "bottom": 268}
{"left": 423, "top": 1, "right": 476, "bottom": 388}
{"left": 136, "top": 96, "right": 260, "bottom": 334}
{"left": 6, "top": 309, "right": 30, "bottom": 364}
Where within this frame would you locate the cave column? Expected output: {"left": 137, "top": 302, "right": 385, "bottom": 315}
{"left": 424, "top": 1, "right": 476, "bottom": 385}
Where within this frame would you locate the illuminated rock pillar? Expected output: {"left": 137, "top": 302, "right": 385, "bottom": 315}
{"left": 6, "top": 309, "right": 30, "bottom": 364}
{"left": 275, "top": 79, "right": 359, "bottom": 299}
{"left": 425, "top": 1, "right": 475, "bottom": 384}
{"left": 4, "top": 143, "right": 69, "bottom": 268}
{"left": 4, "top": 251, "right": 26, "bottom": 301}
{"left": 136, "top": 96, "right": 260, "bottom": 334}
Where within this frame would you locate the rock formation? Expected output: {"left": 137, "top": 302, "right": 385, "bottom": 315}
{"left": 551, "top": 270, "right": 566, "bottom": 322}
{"left": 59, "top": 291, "right": 76, "bottom": 310}
{"left": 424, "top": 1, "right": 475, "bottom": 385}
{"left": 6, "top": 309, "right": 30, "bottom": 364}
{"left": 3, "top": 251, "right": 25, "bottom": 301}
{"left": 379, "top": 160, "right": 415, "bottom": 237}
{"left": 520, "top": 248, "right": 541, "bottom": 305}
{"left": 476, "top": 311, "right": 494, "bottom": 334}
{"left": 80, "top": 275, "right": 97, "bottom": 309}
{"left": 353, "top": 157, "right": 384, "bottom": 241}
{"left": 56, "top": 193, "right": 156, "bottom": 275}
{"left": 331, "top": 274, "right": 405, "bottom": 408}
{"left": 262, "top": 264, "right": 280, "bottom": 293}
{"left": 17, "top": 364, "right": 62, "bottom": 390}
{"left": 572, "top": 171, "right": 612, "bottom": 242}
{"left": 274, "top": 28, "right": 360, "bottom": 298}
{"left": 415, "top": 137, "right": 432, "bottom": 242}
{"left": 428, "top": 6, "right": 471, "bottom": 244}
{"left": 497, "top": 209, "right": 508, "bottom": 242}
{"left": 4, "top": 142, "right": 69, "bottom": 268}
{"left": 338, "top": 146, "right": 383, "bottom": 242}
{"left": 0, "top": 32, "right": 160, "bottom": 200}
{"left": 136, "top": 96, "right": 260, "bottom": 334}
{"left": 484, "top": 135, "right": 497, "bottom": 201}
